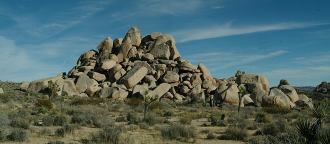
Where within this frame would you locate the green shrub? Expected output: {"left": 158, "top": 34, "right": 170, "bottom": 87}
{"left": 7, "top": 129, "right": 27, "bottom": 142}
{"left": 90, "top": 126, "right": 123, "bottom": 144}
{"left": 35, "top": 99, "right": 53, "bottom": 109}
{"left": 70, "top": 98, "right": 104, "bottom": 105}
{"left": 10, "top": 119, "right": 30, "bottom": 129}
{"left": 255, "top": 113, "right": 272, "bottom": 123}
{"left": 262, "top": 107, "right": 290, "bottom": 114}
{"left": 42, "top": 115, "right": 55, "bottom": 126}
{"left": 180, "top": 116, "right": 192, "bottom": 125}
{"left": 0, "top": 129, "right": 5, "bottom": 141}
{"left": 127, "top": 113, "right": 140, "bottom": 124}
{"left": 207, "top": 133, "right": 216, "bottom": 139}
{"left": 218, "top": 127, "right": 248, "bottom": 141}
{"left": 53, "top": 115, "right": 67, "bottom": 126}
{"left": 143, "top": 113, "right": 160, "bottom": 126}
{"left": 256, "top": 120, "right": 288, "bottom": 136}
{"left": 55, "top": 128, "right": 65, "bottom": 137}
{"left": 47, "top": 141, "right": 65, "bottom": 144}
{"left": 71, "top": 112, "right": 98, "bottom": 127}
{"left": 209, "top": 114, "right": 225, "bottom": 126}
{"left": 319, "top": 128, "right": 330, "bottom": 144}
{"left": 115, "top": 116, "right": 127, "bottom": 122}
{"left": 163, "top": 110, "right": 173, "bottom": 117}
{"left": 161, "top": 124, "right": 196, "bottom": 141}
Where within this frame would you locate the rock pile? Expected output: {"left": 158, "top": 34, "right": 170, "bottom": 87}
{"left": 22, "top": 27, "right": 313, "bottom": 109}
{"left": 24, "top": 27, "right": 217, "bottom": 103}
{"left": 314, "top": 81, "right": 330, "bottom": 94}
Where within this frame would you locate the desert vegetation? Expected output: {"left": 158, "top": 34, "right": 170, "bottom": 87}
{"left": 0, "top": 81, "right": 329, "bottom": 144}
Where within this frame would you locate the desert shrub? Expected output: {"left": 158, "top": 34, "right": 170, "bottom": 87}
{"left": 35, "top": 99, "right": 53, "bottom": 109}
{"left": 55, "top": 128, "right": 65, "bottom": 137}
{"left": 163, "top": 110, "right": 173, "bottom": 117}
{"left": 256, "top": 120, "right": 288, "bottom": 136}
{"left": 0, "top": 129, "right": 5, "bottom": 141}
{"left": 91, "top": 126, "right": 123, "bottom": 144}
{"left": 161, "top": 124, "right": 196, "bottom": 141}
{"left": 248, "top": 132, "right": 303, "bottom": 144}
{"left": 63, "top": 124, "right": 79, "bottom": 134}
{"left": 209, "top": 114, "right": 225, "bottom": 126}
{"left": 42, "top": 115, "right": 55, "bottom": 126}
{"left": 7, "top": 129, "right": 27, "bottom": 142}
{"left": 180, "top": 116, "right": 192, "bottom": 125}
{"left": 53, "top": 115, "right": 68, "bottom": 126}
{"left": 143, "top": 113, "right": 161, "bottom": 126}
{"left": 207, "top": 133, "right": 216, "bottom": 139}
{"left": 255, "top": 113, "right": 272, "bottom": 123}
{"left": 71, "top": 112, "right": 99, "bottom": 127}
{"left": 70, "top": 97, "right": 104, "bottom": 105}
{"left": 0, "top": 113, "right": 10, "bottom": 127}
{"left": 47, "top": 141, "right": 65, "bottom": 144}
{"left": 218, "top": 127, "right": 248, "bottom": 141}
{"left": 127, "top": 112, "right": 140, "bottom": 124}
{"left": 139, "top": 123, "right": 149, "bottom": 129}
{"left": 319, "top": 128, "right": 330, "bottom": 144}
{"left": 10, "top": 119, "right": 30, "bottom": 129}
{"left": 115, "top": 116, "right": 127, "bottom": 122}
{"left": 262, "top": 107, "right": 290, "bottom": 114}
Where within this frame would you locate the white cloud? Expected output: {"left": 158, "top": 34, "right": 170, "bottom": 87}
{"left": 0, "top": 36, "right": 63, "bottom": 82}
{"left": 173, "top": 22, "right": 330, "bottom": 43}
{"left": 187, "top": 50, "right": 287, "bottom": 70}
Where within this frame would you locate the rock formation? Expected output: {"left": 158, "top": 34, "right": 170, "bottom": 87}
{"left": 23, "top": 27, "right": 313, "bottom": 109}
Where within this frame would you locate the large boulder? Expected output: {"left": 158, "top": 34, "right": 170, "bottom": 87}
{"left": 97, "top": 37, "right": 113, "bottom": 62}
{"left": 279, "top": 85, "right": 299, "bottom": 103}
{"left": 88, "top": 71, "right": 106, "bottom": 82}
{"left": 60, "top": 79, "right": 79, "bottom": 96}
{"left": 241, "top": 94, "right": 254, "bottom": 107}
{"left": 19, "top": 82, "right": 30, "bottom": 91}
{"left": 75, "top": 74, "right": 95, "bottom": 93}
{"left": 237, "top": 73, "right": 269, "bottom": 93}
{"left": 123, "top": 26, "right": 141, "bottom": 47}
{"left": 296, "top": 94, "right": 313, "bottom": 109}
{"left": 119, "top": 65, "right": 148, "bottom": 88}
{"left": 147, "top": 83, "right": 171, "bottom": 99}
{"left": 315, "top": 81, "right": 330, "bottom": 94}
{"left": 262, "top": 88, "right": 295, "bottom": 109}
{"left": 100, "top": 59, "right": 116, "bottom": 71}
{"left": 162, "top": 71, "right": 179, "bottom": 83}
{"left": 112, "top": 88, "right": 129, "bottom": 101}
{"left": 27, "top": 75, "right": 63, "bottom": 93}
{"left": 150, "top": 43, "right": 171, "bottom": 59}
{"left": 98, "top": 87, "right": 115, "bottom": 98}
{"left": 0, "top": 88, "right": 4, "bottom": 94}
{"left": 117, "top": 37, "right": 132, "bottom": 63}
{"left": 215, "top": 83, "right": 240, "bottom": 105}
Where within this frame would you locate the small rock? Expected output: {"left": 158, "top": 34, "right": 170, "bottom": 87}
{"left": 101, "top": 59, "right": 116, "bottom": 70}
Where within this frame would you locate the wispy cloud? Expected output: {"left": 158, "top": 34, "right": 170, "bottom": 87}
{"left": 4, "top": 1, "right": 111, "bottom": 39}
{"left": 263, "top": 66, "right": 330, "bottom": 86}
{"left": 0, "top": 36, "right": 63, "bottom": 81}
{"left": 137, "top": 0, "right": 202, "bottom": 16}
{"left": 173, "top": 22, "right": 330, "bottom": 43}
{"left": 187, "top": 50, "right": 287, "bottom": 71}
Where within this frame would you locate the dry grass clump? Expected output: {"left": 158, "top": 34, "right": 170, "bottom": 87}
{"left": 83, "top": 125, "right": 123, "bottom": 144}
{"left": 255, "top": 112, "right": 272, "bottom": 123}
{"left": 218, "top": 127, "right": 248, "bottom": 141}
{"left": 161, "top": 123, "right": 196, "bottom": 142}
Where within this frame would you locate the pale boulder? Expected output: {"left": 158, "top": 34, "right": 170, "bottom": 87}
{"left": 119, "top": 65, "right": 148, "bottom": 88}
{"left": 75, "top": 74, "right": 95, "bottom": 93}
{"left": 88, "top": 71, "right": 106, "bottom": 82}
{"left": 101, "top": 59, "right": 116, "bottom": 70}
{"left": 147, "top": 83, "right": 171, "bottom": 99}
{"left": 162, "top": 71, "right": 179, "bottom": 83}
{"left": 279, "top": 85, "right": 299, "bottom": 103}
{"left": 123, "top": 26, "right": 141, "bottom": 47}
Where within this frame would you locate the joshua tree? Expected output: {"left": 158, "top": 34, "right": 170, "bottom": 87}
{"left": 143, "top": 90, "right": 158, "bottom": 120}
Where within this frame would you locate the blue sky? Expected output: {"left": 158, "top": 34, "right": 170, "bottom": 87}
{"left": 0, "top": 0, "right": 329, "bottom": 86}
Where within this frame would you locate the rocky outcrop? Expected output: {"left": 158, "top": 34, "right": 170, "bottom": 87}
{"left": 22, "top": 27, "right": 311, "bottom": 110}
{"left": 315, "top": 81, "right": 330, "bottom": 94}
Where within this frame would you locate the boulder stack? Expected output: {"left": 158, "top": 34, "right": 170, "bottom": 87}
{"left": 314, "top": 81, "right": 330, "bottom": 94}
{"left": 21, "top": 27, "right": 313, "bottom": 109}
{"left": 24, "top": 27, "right": 217, "bottom": 102}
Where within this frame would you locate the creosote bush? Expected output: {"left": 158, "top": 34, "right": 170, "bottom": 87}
{"left": 10, "top": 119, "right": 30, "bottom": 129}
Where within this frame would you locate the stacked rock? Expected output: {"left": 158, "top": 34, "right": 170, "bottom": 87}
{"left": 22, "top": 27, "right": 313, "bottom": 109}
{"left": 25, "top": 27, "right": 217, "bottom": 102}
